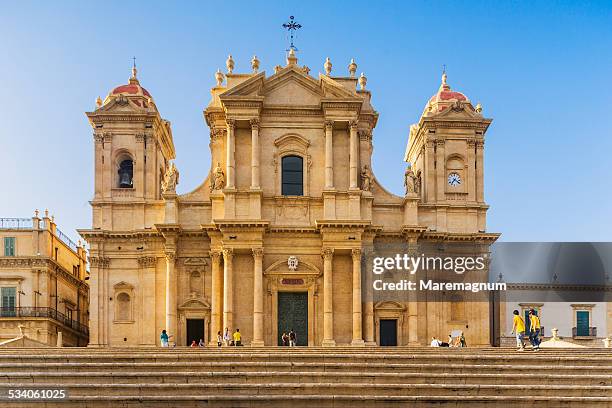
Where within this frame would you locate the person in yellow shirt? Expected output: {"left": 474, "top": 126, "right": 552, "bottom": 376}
{"left": 528, "top": 309, "right": 541, "bottom": 351}
{"left": 233, "top": 328, "right": 242, "bottom": 347}
{"left": 511, "top": 310, "right": 526, "bottom": 351}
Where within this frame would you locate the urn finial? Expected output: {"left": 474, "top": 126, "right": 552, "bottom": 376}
{"left": 324, "top": 57, "right": 332, "bottom": 75}
{"left": 348, "top": 58, "right": 357, "bottom": 77}
{"left": 95, "top": 96, "right": 102, "bottom": 108}
{"left": 251, "top": 55, "right": 260, "bottom": 73}
{"left": 215, "top": 69, "right": 224, "bottom": 87}
{"left": 226, "top": 54, "right": 234, "bottom": 74}
{"left": 475, "top": 102, "right": 482, "bottom": 113}
{"left": 358, "top": 72, "right": 367, "bottom": 90}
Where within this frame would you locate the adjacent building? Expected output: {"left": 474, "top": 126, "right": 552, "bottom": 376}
{"left": 0, "top": 212, "right": 89, "bottom": 346}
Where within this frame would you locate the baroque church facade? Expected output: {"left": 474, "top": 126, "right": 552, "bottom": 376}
{"left": 79, "top": 50, "right": 498, "bottom": 347}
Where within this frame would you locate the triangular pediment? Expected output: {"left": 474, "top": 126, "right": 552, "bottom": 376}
{"left": 262, "top": 67, "right": 324, "bottom": 106}
{"left": 97, "top": 96, "right": 148, "bottom": 113}
{"left": 319, "top": 74, "right": 361, "bottom": 99}
{"left": 432, "top": 102, "right": 480, "bottom": 120}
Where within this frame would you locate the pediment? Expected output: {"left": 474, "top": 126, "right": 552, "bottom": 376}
{"left": 219, "top": 72, "right": 266, "bottom": 98}
{"left": 264, "top": 257, "right": 321, "bottom": 276}
{"left": 178, "top": 296, "right": 210, "bottom": 310}
{"left": 432, "top": 102, "right": 480, "bottom": 120}
{"left": 374, "top": 301, "right": 406, "bottom": 311}
{"left": 98, "top": 96, "right": 147, "bottom": 113}
{"left": 319, "top": 74, "right": 361, "bottom": 99}
{"left": 114, "top": 281, "right": 134, "bottom": 290}
{"left": 263, "top": 69, "right": 324, "bottom": 106}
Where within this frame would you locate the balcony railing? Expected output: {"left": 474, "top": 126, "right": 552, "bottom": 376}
{"left": 572, "top": 326, "right": 597, "bottom": 337}
{"left": 0, "top": 218, "right": 35, "bottom": 229}
{"left": 0, "top": 307, "right": 88, "bottom": 336}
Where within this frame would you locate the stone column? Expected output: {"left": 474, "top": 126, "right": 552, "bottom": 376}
{"left": 226, "top": 119, "right": 236, "bottom": 189}
{"left": 324, "top": 121, "right": 334, "bottom": 189}
{"left": 250, "top": 119, "right": 260, "bottom": 189}
{"left": 209, "top": 250, "right": 222, "bottom": 344}
{"left": 351, "top": 248, "right": 365, "bottom": 345}
{"left": 322, "top": 248, "right": 336, "bottom": 346}
{"left": 251, "top": 248, "right": 264, "bottom": 346}
{"left": 363, "top": 249, "right": 375, "bottom": 345}
{"left": 349, "top": 121, "right": 359, "bottom": 189}
{"left": 165, "top": 251, "right": 177, "bottom": 338}
{"left": 222, "top": 248, "right": 234, "bottom": 331}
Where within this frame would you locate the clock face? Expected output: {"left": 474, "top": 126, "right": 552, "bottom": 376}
{"left": 448, "top": 172, "right": 462, "bottom": 186}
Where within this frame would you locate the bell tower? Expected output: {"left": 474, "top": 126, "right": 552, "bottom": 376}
{"left": 404, "top": 72, "right": 492, "bottom": 233}
{"left": 86, "top": 64, "right": 176, "bottom": 231}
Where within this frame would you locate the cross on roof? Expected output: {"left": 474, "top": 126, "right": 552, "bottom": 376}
{"left": 282, "top": 16, "right": 302, "bottom": 51}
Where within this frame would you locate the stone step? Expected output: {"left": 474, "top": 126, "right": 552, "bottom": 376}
{"left": 1, "top": 352, "right": 610, "bottom": 366}
{"left": 2, "top": 394, "right": 612, "bottom": 408}
{"left": 2, "top": 383, "right": 611, "bottom": 398}
{"left": 2, "top": 361, "right": 610, "bottom": 375}
{"left": 2, "top": 370, "right": 610, "bottom": 386}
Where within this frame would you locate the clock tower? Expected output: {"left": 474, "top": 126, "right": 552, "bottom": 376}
{"left": 404, "top": 72, "right": 492, "bottom": 233}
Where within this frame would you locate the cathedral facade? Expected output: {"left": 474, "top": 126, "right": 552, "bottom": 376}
{"left": 79, "top": 50, "right": 498, "bottom": 347}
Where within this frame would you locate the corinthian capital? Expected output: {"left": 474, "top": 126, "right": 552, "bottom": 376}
{"left": 250, "top": 118, "right": 260, "bottom": 130}
{"left": 252, "top": 248, "right": 264, "bottom": 259}
{"left": 349, "top": 120, "right": 358, "bottom": 131}
{"left": 164, "top": 251, "right": 176, "bottom": 262}
{"left": 321, "top": 248, "right": 334, "bottom": 260}
{"left": 324, "top": 121, "right": 334, "bottom": 131}
{"left": 209, "top": 250, "right": 222, "bottom": 262}
{"left": 226, "top": 119, "right": 236, "bottom": 130}
{"left": 222, "top": 248, "right": 234, "bottom": 261}
{"left": 351, "top": 248, "right": 362, "bottom": 261}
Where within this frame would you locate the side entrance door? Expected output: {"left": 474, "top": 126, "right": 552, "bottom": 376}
{"left": 379, "top": 319, "right": 397, "bottom": 346}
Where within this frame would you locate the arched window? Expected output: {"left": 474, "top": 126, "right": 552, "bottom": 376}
{"left": 118, "top": 159, "right": 134, "bottom": 188}
{"left": 116, "top": 292, "right": 131, "bottom": 321}
{"left": 281, "top": 156, "right": 303, "bottom": 196}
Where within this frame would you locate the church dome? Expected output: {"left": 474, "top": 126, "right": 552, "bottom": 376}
{"left": 423, "top": 72, "right": 471, "bottom": 116}
{"left": 100, "top": 64, "right": 155, "bottom": 107}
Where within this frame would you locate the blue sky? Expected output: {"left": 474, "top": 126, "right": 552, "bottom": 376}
{"left": 0, "top": 1, "right": 610, "bottom": 242}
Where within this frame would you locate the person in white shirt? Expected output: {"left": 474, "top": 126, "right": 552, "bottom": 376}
{"left": 430, "top": 337, "right": 441, "bottom": 347}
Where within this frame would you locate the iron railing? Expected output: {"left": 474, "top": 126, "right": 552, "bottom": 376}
{"left": 572, "top": 326, "right": 597, "bottom": 337}
{"left": 0, "top": 307, "right": 88, "bottom": 336}
{"left": 55, "top": 228, "right": 78, "bottom": 252}
{"left": 0, "top": 218, "right": 34, "bottom": 229}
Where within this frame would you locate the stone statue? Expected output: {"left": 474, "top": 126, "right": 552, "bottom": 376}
{"left": 361, "top": 165, "right": 372, "bottom": 191}
{"left": 404, "top": 166, "right": 416, "bottom": 195}
{"left": 415, "top": 170, "right": 422, "bottom": 195}
{"left": 161, "top": 162, "right": 179, "bottom": 193}
{"left": 211, "top": 162, "right": 225, "bottom": 191}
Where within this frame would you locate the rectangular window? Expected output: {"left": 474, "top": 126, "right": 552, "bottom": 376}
{"left": 281, "top": 156, "right": 304, "bottom": 196}
{"left": 3, "top": 237, "right": 15, "bottom": 256}
{"left": 1, "top": 287, "right": 16, "bottom": 317}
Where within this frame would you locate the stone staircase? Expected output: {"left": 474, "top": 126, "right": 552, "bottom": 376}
{"left": 0, "top": 347, "right": 611, "bottom": 407}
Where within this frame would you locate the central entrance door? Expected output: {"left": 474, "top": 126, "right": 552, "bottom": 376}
{"left": 277, "top": 292, "right": 308, "bottom": 346}
{"left": 379, "top": 319, "right": 397, "bottom": 346}
{"left": 186, "top": 318, "right": 205, "bottom": 346}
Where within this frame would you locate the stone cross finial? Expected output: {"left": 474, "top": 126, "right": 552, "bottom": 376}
{"left": 215, "top": 69, "right": 224, "bottom": 87}
{"left": 324, "top": 57, "right": 332, "bottom": 75}
{"left": 348, "top": 59, "right": 357, "bottom": 77}
{"left": 251, "top": 55, "right": 260, "bottom": 73}
{"left": 358, "top": 72, "right": 367, "bottom": 90}
{"left": 226, "top": 54, "right": 234, "bottom": 74}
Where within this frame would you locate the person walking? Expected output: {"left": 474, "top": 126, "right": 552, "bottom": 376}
{"left": 281, "top": 332, "right": 289, "bottom": 346}
{"left": 160, "top": 330, "right": 172, "bottom": 348}
{"left": 233, "top": 328, "right": 242, "bottom": 346}
{"left": 216, "top": 331, "right": 223, "bottom": 347}
{"left": 528, "top": 309, "right": 541, "bottom": 351}
{"left": 288, "top": 329, "right": 296, "bottom": 347}
{"left": 223, "top": 327, "right": 231, "bottom": 347}
{"left": 511, "top": 310, "right": 526, "bottom": 351}
{"left": 198, "top": 339, "right": 205, "bottom": 347}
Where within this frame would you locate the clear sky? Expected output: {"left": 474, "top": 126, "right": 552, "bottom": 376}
{"left": 1, "top": 1, "right": 610, "bottom": 242}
